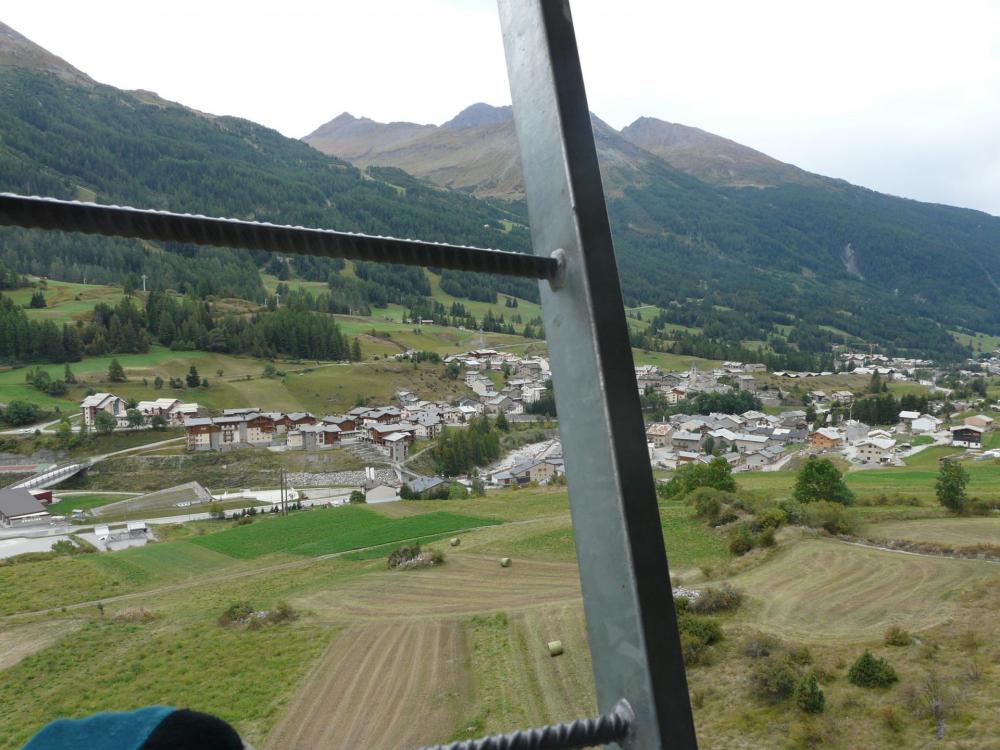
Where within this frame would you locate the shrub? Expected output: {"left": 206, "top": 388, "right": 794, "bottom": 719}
{"left": 688, "top": 487, "right": 724, "bottom": 521}
{"left": 218, "top": 601, "right": 255, "bottom": 626}
{"left": 798, "top": 501, "right": 858, "bottom": 535}
{"left": 753, "top": 507, "right": 788, "bottom": 532}
{"left": 690, "top": 584, "right": 743, "bottom": 614}
{"left": 884, "top": 625, "right": 912, "bottom": 647}
{"left": 750, "top": 656, "right": 799, "bottom": 702}
{"left": 388, "top": 544, "right": 422, "bottom": 568}
{"left": 795, "top": 674, "right": 825, "bottom": 714}
{"left": 757, "top": 527, "right": 777, "bottom": 547}
{"left": 788, "top": 645, "right": 814, "bottom": 665}
{"left": 673, "top": 595, "right": 691, "bottom": 613}
{"left": 268, "top": 601, "right": 297, "bottom": 624}
{"left": 743, "top": 633, "right": 782, "bottom": 659}
{"left": 848, "top": 650, "right": 898, "bottom": 688}
{"left": 879, "top": 705, "right": 904, "bottom": 733}
{"left": 677, "top": 612, "right": 722, "bottom": 665}
{"left": 349, "top": 490, "right": 366, "bottom": 504}
{"left": 728, "top": 524, "right": 754, "bottom": 556}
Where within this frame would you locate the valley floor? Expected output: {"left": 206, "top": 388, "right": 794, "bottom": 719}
{"left": 1, "top": 488, "right": 998, "bottom": 749}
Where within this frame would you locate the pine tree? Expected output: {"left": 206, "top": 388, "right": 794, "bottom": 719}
{"left": 107, "top": 358, "right": 126, "bottom": 382}
{"left": 186, "top": 365, "right": 201, "bottom": 388}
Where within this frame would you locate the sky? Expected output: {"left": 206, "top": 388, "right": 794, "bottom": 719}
{"left": 3, "top": 0, "right": 999, "bottom": 215}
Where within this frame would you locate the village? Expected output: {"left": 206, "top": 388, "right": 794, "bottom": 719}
{"left": 4, "top": 344, "right": 998, "bottom": 531}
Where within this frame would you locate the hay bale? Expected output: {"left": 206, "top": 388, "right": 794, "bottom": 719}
{"left": 450, "top": 537, "right": 461, "bottom": 547}
{"left": 547, "top": 640, "right": 564, "bottom": 657}
{"left": 500, "top": 557, "right": 512, "bottom": 568}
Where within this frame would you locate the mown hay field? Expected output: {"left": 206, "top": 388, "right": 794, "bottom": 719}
{"left": 190, "top": 505, "right": 496, "bottom": 559}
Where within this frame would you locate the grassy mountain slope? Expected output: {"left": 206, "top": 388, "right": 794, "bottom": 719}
{"left": 1, "top": 22, "right": 999, "bottom": 360}
{"left": 308, "top": 103, "right": 1000, "bottom": 358}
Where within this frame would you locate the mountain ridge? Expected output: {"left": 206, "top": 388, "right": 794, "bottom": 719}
{"left": 1, "top": 20, "right": 999, "bottom": 362}
{"left": 303, "top": 103, "right": 823, "bottom": 197}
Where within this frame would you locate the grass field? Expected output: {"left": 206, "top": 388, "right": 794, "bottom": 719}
{"left": 190, "top": 505, "right": 496, "bottom": 559}
{"left": 6, "top": 279, "right": 124, "bottom": 325}
{"left": 863, "top": 517, "right": 1000, "bottom": 546}
{"left": 5, "top": 483, "right": 1000, "bottom": 750}
{"left": 46, "top": 493, "right": 138, "bottom": 516}
{"left": 731, "top": 538, "right": 996, "bottom": 640}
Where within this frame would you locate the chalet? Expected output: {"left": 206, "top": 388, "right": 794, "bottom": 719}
{"left": 779, "top": 410, "right": 808, "bottom": 429}
{"left": 367, "top": 422, "right": 417, "bottom": 446}
{"left": 322, "top": 415, "right": 358, "bottom": 434}
{"left": 671, "top": 430, "right": 703, "bottom": 451}
{"left": 951, "top": 425, "right": 984, "bottom": 448}
{"left": 287, "top": 424, "right": 340, "bottom": 450}
{"left": 407, "top": 475, "right": 449, "bottom": 496}
{"left": 911, "top": 415, "right": 941, "bottom": 434}
{"left": 493, "top": 459, "right": 560, "bottom": 486}
{"left": 80, "top": 393, "right": 127, "bottom": 428}
{"left": 809, "top": 428, "right": 844, "bottom": 450}
{"left": 383, "top": 432, "right": 412, "bottom": 462}
{"left": 363, "top": 408, "right": 401, "bottom": 425}
{"left": 138, "top": 398, "right": 198, "bottom": 426}
{"left": 965, "top": 414, "right": 995, "bottom": 432}
{"left": 645, "top": 423, "right": 673, "bottom": 448}
{"left": 897, "top": 410, "right": 921, "bottom": 429}
{"left": 415, "top": 416, "right": 442, "bottom": 440}
{"left": 842, "top": 420, "right": 871, "bottom": 444}
{"left": 737, "top": 375, "right": 757, "bottom": 393}
{"left": 244, "top": 413, "right": 276, "bottom": 445}
{"left": 855, "top": 437, "right": 896, "bottom": 464}
{"left": 731, "top": 433, "right": 768, "bottom": 454}
{"left": 184, "top": 417, "right": 218, "bottom": 451}
{"left": 0, "top": 488, "right": 50, "bottom": 527}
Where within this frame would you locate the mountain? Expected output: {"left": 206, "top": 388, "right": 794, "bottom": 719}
{"left": 305, "top": 103, "right": 654, "bottom": 201}
{"left": 304, "top": 104, "right": 817, "bottom": 196}
{"left": 619, "top": 116, "right": 821, "bottom": 188}
{"left": 2, "top": 22, "right": 1000, "bottom": 362}
{"left": 0, "top": 21, "right": 91, "bottom": 85}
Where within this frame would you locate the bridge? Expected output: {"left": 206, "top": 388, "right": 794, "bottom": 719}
{"left": 7, "top": 461, "right": 91, "bottom": 490}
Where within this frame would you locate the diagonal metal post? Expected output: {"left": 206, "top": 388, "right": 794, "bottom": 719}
{"left": 498, "top": 2, "right": 698, "bottom": 748}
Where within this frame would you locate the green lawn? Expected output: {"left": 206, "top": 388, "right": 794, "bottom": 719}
{"left": 6, "top": 278, "right": 124, "bottom": 325}
{"left": 190, "top": 505, "right": 496, "bottom": 559}
{"left": 46, "top": 493, "right": 138, "bottom": 516}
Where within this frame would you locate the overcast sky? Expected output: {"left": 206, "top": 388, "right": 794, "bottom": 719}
{"left": 4, "top": 0, "right": 999, "bottom": 215}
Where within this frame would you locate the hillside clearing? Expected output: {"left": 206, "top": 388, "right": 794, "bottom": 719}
{"left": 731, "top": 538, "right": 996, "bottom": 641}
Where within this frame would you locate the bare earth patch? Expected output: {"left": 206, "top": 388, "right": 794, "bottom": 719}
{"left": 265, "top": 620, "right": 466, "bottom": 750}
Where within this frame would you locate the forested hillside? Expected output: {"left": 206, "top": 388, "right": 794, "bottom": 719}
{"left": 2, "top": 21, "right": 1000, "bottom": 364}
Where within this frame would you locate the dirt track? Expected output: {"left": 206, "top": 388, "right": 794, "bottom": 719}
{"left": 265, "top": 620, "right": 465, "bottom": 750}
{"left": 265, "top": 554, "right": 584, "bottom": 749}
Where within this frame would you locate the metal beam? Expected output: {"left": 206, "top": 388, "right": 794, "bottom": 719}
{"left": 498, "top": 2, "right": 698, "bottom": 748}
{"left": 0, "top": 193, "right": 558, "bottom": 281}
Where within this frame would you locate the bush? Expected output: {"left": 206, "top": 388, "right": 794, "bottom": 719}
{"left": 884, "top": 625, "right": 912, "bottom": 646}
{"left": 797, "top": 500, "right": 858, "bottom": 535}
{"left": 743, "top": 633, "right": 782, "bottom": 659}
{"left": 687, "top": 487, "right": 734, "bottom": 522}
{"left": 677, "top": 612, "right": 722, "bottom": 665}
{"left": 268, "top": 601, "right": 298, "bottom": 624}
{"left": 690, "top": 584, "right": 743, "bottom": 614}
{"left": 349, "top": 490, "right": 366, "bottom": 504}
{"left": 749, "top": 656, "right": 799, "bottom": 702}
{"left": 848, "top": 650, "right": 898, "bottom": 688}
{"left": 728, "top": 524, "right": 754, "bottom": 556}
{"left": 752, "top": 507, "right": 788, "bottom": 532}
{"left": 218, "top": 601, "right": 255, "bottom": 626}
{"left": 795, "top": 674, "right": 825, "bottom": 714}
